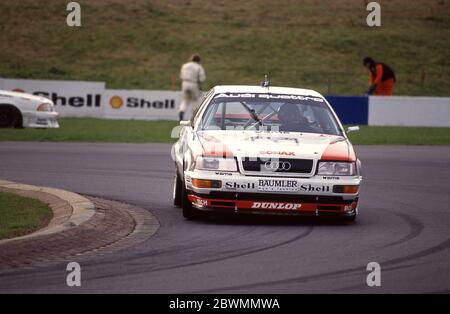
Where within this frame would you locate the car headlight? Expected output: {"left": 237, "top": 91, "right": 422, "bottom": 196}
{"left": 317, "top": 161, "right": 356, "bottom": 176}
{"left": 195, "top": 156, "right": 237, "bottom": 171}
{"left": 37, "top": 103, "right": 53, "bottom": 112}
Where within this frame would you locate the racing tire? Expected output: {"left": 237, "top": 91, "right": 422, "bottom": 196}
{"left": 181, "top": 184, "right": 204, "bottom": 220}
{"left": 0, "top": 106, "right": 22, "bottom": 128}
{"left": 342, "top": 214, "right": 357, "bottom": 223}
{"left": 173, "top": 172, "right": 182, "bottom": 207}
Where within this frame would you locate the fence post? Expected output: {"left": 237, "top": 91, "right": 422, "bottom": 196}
{"left": 171, "top": 74, "right": 177, "bottom": 91}
{"left": 420, "top": 68, "right": 426, "bottom": 86}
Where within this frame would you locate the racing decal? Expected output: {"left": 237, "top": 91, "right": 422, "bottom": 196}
{"left": 258, "top": 94, "right": 324, "bottom": 102}
{"left": 214, "top": 93, "right": 324, "bottom": 102}
{"left": 188, "top": 195, "right": 350, "bottom": 213}
{"left": 259, "top": 151, "right": 295, "bottom": 156}
{"left": 251, "top": 202, "right": 302, "bottom": 210}
{"left": 248, "top": 135, "right": 299, "bottom": 144}
{"left": 197, "top": 198, "right": 208, "bottom": 207}
{"left": 215, "top": 171, "right": 233, "bottom": 176}
{"left": 299, "top": 184, "right": 331, "bottom": 192}
{"left": 256, "top": 180, "right": 330, "bottom": 193}
{"left": 188, "top": 195, "right": 208, "bottom": 207}
{"left": 342, "top": 201, "right": 358, "bottom": 212}
{"left": 322, "top": 176, "right": 340, "bottom": 180}
{"left": 215, "top": 93, "right": 256, "bottom": 98}
{"left": 225, "top": 182, "right": 256, "bottom": 190}
{"left": 320, "top": 140, "right": 356, "bottom": 161}
{"left": 257, "top": 179, "right": 299, "bottom": 192}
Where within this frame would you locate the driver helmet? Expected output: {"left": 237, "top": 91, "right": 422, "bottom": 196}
{"left": 277, "top": 104, "right": 301, "bottom": 124}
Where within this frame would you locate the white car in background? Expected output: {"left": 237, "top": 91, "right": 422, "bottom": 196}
{"left": 172, "top": 85, "right": 362, "bottom": 222}
{"left": 0, "top": 90, "right": 59, "bottom": 128}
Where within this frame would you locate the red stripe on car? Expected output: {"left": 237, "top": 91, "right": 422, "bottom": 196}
{"left": 188, "top": 195, "right": 357, "bottom": 213}
{"left": 198, "top": 135, "right": 234, "bottom": 158}
{"left": 320, "top": 140, "right": 356, "bottom": 161}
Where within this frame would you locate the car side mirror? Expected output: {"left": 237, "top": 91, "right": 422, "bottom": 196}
{"left": 346, "top": 126, "right": 360, "bottom": 133}
{"left": 179, "top": 120, "right": 191, "bottom": 127}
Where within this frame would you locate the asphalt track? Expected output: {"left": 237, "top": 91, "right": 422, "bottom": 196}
{"left": 0, "top": 142, "right": 449, "bottom": 293}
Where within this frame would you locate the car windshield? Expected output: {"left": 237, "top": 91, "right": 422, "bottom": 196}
{"left": 199, "top": 93, "right": 343, "bottom": 136}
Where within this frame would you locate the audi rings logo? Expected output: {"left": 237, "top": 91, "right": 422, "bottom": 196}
{"left": 264, "top": 161, "right": 291, "bottom": 171}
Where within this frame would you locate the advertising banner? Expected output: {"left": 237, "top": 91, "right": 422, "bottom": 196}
{"left": 2, "top": 78, "right": 450, "bottom": 126}
{"left": 326, "top": 96, "right": 369, "bottom": 125}
{"left": 0, "top": 78, "right": 105, "bottom": 117}
{"left": 102, "top": 89, "right": 181, "bottom": 120}
{"left": 368, "top": 96, "right": 450, "bottom": 127}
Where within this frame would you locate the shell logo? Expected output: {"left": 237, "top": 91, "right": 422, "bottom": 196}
{"left": 109, "top": 95, "right": 123, "bottom": 109}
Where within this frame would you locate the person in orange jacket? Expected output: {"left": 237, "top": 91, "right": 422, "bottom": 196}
{"left": 363, "top": 57, "right": 396, "bottom": 95}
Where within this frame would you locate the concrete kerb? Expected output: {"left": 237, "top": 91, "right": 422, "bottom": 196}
{"left": 0, "top": 179, "right": 160, "bottom": 271}
{"left": 0, "top": 179, "right": 95, "bottom": 245}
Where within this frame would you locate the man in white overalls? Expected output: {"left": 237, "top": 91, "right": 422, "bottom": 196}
{"left": 179, "top": 54, "right": 206, "bottom": 121}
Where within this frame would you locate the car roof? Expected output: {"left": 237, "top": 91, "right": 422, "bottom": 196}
{"left": 212, "top": 85, "right": 324, "bottom": 98}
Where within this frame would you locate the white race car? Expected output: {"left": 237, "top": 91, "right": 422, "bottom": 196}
{"left": 0, "top": 90, "right": 59, "bottom": 128}
{"left": 172, "top": 85, "right": 362, "bottom": 222}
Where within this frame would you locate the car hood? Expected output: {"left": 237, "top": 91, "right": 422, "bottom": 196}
{"left": 197, "top": 130, "right": 356, "bottom": 161}
{"left": 0, "top": 89, "right": 51, "bottom": 104}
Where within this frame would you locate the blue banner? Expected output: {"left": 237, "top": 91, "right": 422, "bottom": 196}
{"left": 325, "top": 96, "right": 368, "bottom": 125}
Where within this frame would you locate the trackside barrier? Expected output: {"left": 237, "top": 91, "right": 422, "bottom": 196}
{"left": 102, "top": 89, "right": 180, "bottom": 120}
{"left": 368, "top": 96, "right": 450, "bottom": 127}
{"left": 1, "top": 78, "right": 449, "bottom": 127}
{"left": 0, "top": 78, "right": 105, "bottom": 118}
{"left": 0, "top": 78, "right": 182, "bottom": 120}
{"left": 325, "top": 96, "right": 368, "bottom": 125}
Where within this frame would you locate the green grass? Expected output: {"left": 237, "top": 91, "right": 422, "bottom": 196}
{"left": 347, "top": 126, "right": 450, "bottom": 145}
{"left": 0, "top": 0, "right": 448, "bottom": 96}
{"left": 0, "top": 191, "right": 53, "bottom": 240}
{"left": 0, "top": 118, "right": 179, "bottom": 143}
{"left": 0, "top": 118, "right": 449, "bottom": 145}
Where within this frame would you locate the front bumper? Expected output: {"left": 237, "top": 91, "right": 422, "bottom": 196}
{"left": 22, "top": 111, "right": 59, "bottom": 128}
{"left": 185, "top": 170, "right": 361, "bottom": 217}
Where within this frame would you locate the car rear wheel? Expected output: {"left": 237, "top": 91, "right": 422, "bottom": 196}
{"left": 0, "top": 106, "right": 22, "bottom": 128}
{"left": 173, "top": 171, "right": 182, "bottom": 207}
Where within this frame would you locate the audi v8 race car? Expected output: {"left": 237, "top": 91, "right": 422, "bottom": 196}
{"left": 0, "top": 90, "right": 59, "bottom": 128}
{"left": 172, "top": 85, "right": 362, "bottom": 222}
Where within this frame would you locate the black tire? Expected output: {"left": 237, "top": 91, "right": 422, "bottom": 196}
{"left": 342, "top": 214, "right": 357, "bottom": 223}
{"left": 181, "top": 184, "right": 204, "bottom": 220}
{"left": 0, "top": 106, "right": 22, "bottom": 128}
{"left": 173, "top": 171, "right": 182, "bottom": 207}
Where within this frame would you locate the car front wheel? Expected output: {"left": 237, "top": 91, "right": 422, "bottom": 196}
{"left": 342, "top": 214, "right": 357, "bottom": 223}
{"left": 0, "top": 106, "right": 21, "bottom": 128}
{"left": 181, "top": 182, "right": 204, "bottom": 220}
{"left": 173, "top": 171, "right": 182, "bottom": 207}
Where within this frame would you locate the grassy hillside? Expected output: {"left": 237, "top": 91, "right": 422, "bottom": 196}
{"left": 0, "top": 0, "right": 448, "bottom": 96}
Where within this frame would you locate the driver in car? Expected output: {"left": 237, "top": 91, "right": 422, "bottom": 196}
{"left": 277, "top": 103, "right": 316, "bottom": 132}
